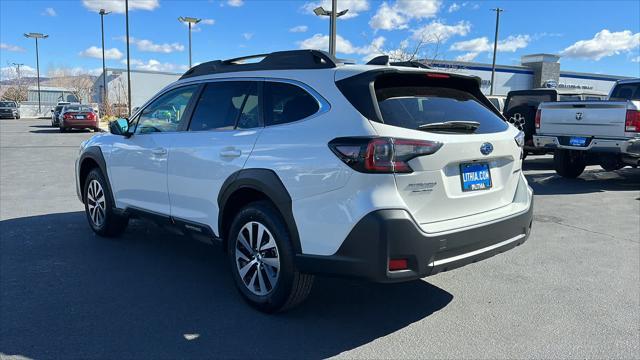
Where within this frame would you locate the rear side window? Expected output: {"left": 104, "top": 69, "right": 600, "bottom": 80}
{"left": 504, "top": 94, "right": 554, "bottom": 113}
{"left": 189, "top": 81, "right": 259, "bottom": 131}
{"left": 264, "top": 82, "right": 319, "bottom": 126}
{"left": 376, "top": 87, "right": 508, "bottom": 134}
{"left": 610, "top": 83, "right": 640, "bottom": 101}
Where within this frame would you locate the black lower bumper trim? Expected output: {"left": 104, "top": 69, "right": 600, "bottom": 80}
{"left": 296, "top": 198, "right": 534, "bottom": 283}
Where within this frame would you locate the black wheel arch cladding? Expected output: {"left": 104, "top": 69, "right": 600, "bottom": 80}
{"left": 78, "top": 146, "right": 113, "bottom": 204}
{"left": 218, "top": 169, "right": 302, "bottom": 254}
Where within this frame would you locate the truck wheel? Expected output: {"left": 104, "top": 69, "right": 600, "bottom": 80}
{"left": 554, "top": 149, "right": 586, "bottom": 178}
{"left": 598, "top": 155, "right": 624, "bottom": 172}
{"left": 228, "top": 200, "right": 314, "bottom": 313}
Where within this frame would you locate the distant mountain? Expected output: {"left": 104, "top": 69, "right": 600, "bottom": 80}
{"left": 0, "top": 77, "right": 49, "bottom": 86}
{"left": 0, "top": 75, "right": 97, "bottom": 87}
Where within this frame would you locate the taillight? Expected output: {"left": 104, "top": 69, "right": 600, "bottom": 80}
{"left": 86, "top": 112, "right": 95, "bottom": 120}
{"left": 329, "top": 137, "right": 442, "bottom": 173}
{"left": 63, "top": 113, "right": 72, "bottom": 120}
{"left": 535, "top": 109, "right": 541, "bottom": 129}
{"left": 625, "top": 110, "right": 640, "bottom": 132}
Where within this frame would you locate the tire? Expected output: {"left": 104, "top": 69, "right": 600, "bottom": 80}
{"left": 83, "top": 168, "right": 129, "bottom": 237}
{"left": 228, "top": 200, "right": 314, "bottom": 313}
{"left": 59, "top": 127, "right": 66, "bottom": 133}
{"left": 554, "top": 149, "right": 586, "bottom": 178}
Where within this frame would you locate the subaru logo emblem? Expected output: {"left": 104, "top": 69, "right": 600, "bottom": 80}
{"left": 480, "top": 142, "right": 493, "bottom": 155}
{"left": 575, "top": 112, "right": 583, "bottom": 120}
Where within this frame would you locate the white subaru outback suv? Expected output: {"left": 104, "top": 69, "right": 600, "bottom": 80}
{"left": 75, "top": 50, "right": 534, "bottom": 312}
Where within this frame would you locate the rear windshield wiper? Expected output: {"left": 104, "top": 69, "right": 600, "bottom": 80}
{"left": 417, "top": 121, "right": 480, "bottom": 134}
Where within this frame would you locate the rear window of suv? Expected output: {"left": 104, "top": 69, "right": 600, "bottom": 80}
{"left": 376, "top": 87, "right": 508, "bottom": 134}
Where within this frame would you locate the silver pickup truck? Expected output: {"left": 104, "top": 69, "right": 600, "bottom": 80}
{"left": 534, "top": 79, "right": 640, "bottom": 178}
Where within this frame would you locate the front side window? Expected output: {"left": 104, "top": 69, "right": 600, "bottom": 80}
{"left": 136, "top": 85, "right": 197, "bottom": 134}
{"left": 189, "top": 81, "right": 259, "bottom": 131}
{"left": 264, "top": 82, "right": 319, "bottom": 126}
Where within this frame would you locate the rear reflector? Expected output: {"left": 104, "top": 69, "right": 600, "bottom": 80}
{"left": 535, "top": 109, "right": 541, "bottom": 129}
{"left": 388, "top": 259, "right": 408, "bottom": 271}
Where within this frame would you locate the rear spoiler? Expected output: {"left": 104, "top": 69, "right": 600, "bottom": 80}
{"left": 335, "top": 69, "right": 502, "bottom": 123}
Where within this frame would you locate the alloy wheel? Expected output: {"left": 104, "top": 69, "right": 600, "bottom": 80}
{"left": 86, "top": 179, "right": 106, "bottom": 227}
{"left": 235, "top": 221, "right": 280, "bottom": 296}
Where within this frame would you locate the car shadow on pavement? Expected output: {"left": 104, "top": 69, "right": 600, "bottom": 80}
{"left": 526, "top": 167, "right": 640, "bottom": 195}
{"left": 0, "top": 211, "right": 453, "bottom": 360}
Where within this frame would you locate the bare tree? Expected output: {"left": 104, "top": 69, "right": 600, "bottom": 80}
{"left": 46, "top": 67, "right": 95, "bottom": 104}
{"left": 1, "top": 63, "right": 28, "bottom": 102}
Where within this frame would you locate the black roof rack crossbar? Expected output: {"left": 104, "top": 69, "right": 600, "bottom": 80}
{"left": 180, "top": 49, "right": 342, "bottom": 79}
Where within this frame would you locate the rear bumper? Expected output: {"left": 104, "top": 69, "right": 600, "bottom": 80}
{"left": 62, "top": 119, "right": 98, "bottom": 128}
{"left": 534, "top": 135, "right": 640, "bottom": 157}
{"left": 296, "top": 190, "right": 534, "bottom": 283}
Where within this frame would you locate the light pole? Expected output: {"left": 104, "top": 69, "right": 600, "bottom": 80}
{"left": 490, "top": 8, "right": 503, "bottom": 96}
{"left": 24, "top": 32, "right": 48, "bottom": 113}
{"left": 313, "top": 0, "right": 348, "bottom": 56}
{"left": 178, "top": 17, "right": 201, "bottom": 68}
{"left": 99, "top": 9, "right": 111, "bottom": 110}
{"left": 11, "top": 63, "right": 24, "bottom": 102}
{"left": 125, "top": 0, "right": 132, "bottom": 116}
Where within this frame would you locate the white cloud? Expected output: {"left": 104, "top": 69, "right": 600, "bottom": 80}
{"left": 455, "top": 52, "right": 478, "bottom": 62}
{"left": 289, "top": 25, "right": 309, "bottom": 33}
{"left": 498, "top": 35, "right": 531, "bottom": 52}
{"left": 298, "top": 33, "right": 385, "bottom": 60}
{"left": 370, "top": 0, "right": 441, "bottom": 31}
{"left": 560, "top": 30, "right": 640, "bottom": 61}
{"left": 0, "top": 65, "right": 37, "bottom": 80}
{"left": 449, "top": 34, "right": 530, "bottom": 55}
{"left": 227, "top": 0, "right": 244, "bottom": 7}
{"left": 411, "top": 20, "right": 471, "bottom": 43}
{"left": 0, "top": 43, "right": 25, "bottom": 52}
{"left": 242, "top": 33, "right": 254, "bottom": 40}
{"left": 631, "top": 56, "right": 640, "bottom": 63}
{"left": 448, "top": 3, "right": 460, "bottom": 12}
{"left": 303, "top": 0, "right": 370, "bottom": 19}
{"left": 201, "top": 18, "right": 215, "bottom": 25}
{"left": 450, "top": 37, "right": 490, "bottom": 52}
{"left": 122, "top": 37, "right": 184, "bottom": 53}
{"left": 42, "top": 7, "right": 57, "bottom": 16}
{"left": 79, "top": 46, "right": 123, "bottom": 60}
{"left": 125, "top": 59, "right": 188, "bottom": 72}
{"left": 82, "top": 0, "right": 159, "bottom": 14}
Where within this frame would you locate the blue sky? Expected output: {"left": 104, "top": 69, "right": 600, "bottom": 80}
{"left": 1, "top": 0, "right": 639, "bottom": 79}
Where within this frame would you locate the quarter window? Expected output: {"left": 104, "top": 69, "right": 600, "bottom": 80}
{"left": 264, "top": 82, "right": 319, "bottom": 126}
{"left": 189, "top": 81, "right": 259, "bottom": 131}
{"left": 135, "top": 85, "right": 197, "bottom": 134}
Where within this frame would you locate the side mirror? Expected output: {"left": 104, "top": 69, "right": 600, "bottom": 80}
{"left": 50, "top": 109, "right": 54, "bottom": 113}
{"left": 109, "top": 118, "right": 131, "bottom": 136}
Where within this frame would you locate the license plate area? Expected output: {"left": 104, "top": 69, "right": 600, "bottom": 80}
{"left": 76, "top": 115, "right": 85, "bottom": 119}
{"left": 460, "top": 162, "right": 492, "bottom": 192}
{"left": 569, "top": 136, "right": 587, "bottom": 147}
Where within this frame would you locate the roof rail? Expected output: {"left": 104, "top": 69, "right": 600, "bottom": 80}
{"left": 180, "top": 50, "right": 343, "bottom": 79}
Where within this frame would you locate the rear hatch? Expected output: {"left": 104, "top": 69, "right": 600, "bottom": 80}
{"left": 337, "top": 71, "right": 522, "bottom": 225}
{"left": 539, "top": 101, "right": 628, "bottom": 138}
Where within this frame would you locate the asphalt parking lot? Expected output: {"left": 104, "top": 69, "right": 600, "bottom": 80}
{"left": 1, "top": 118, "right": 639, "bottom": 359}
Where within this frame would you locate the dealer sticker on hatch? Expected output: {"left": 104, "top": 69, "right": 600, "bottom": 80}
{"left": 460, "top": 162, "right": 492, "bottom": 192}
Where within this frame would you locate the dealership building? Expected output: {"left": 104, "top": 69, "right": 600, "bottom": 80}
{"left": 429, "top": 53, "right": 631, "bottom": 95}
{"left": 91, "top": 53, "right": 633, "bottom": 113}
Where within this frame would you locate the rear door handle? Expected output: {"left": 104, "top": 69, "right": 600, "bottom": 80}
{"left": 220, "top": 148, "right": 242, "bottom": 158}
{"left": 152, "top": 147, "right": 168, "bottom": 156}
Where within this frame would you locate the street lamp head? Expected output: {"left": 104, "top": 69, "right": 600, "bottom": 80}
{"left": 336, "top": 9, "right": 349, "bottom": 17}
{"left": 99, "top": 8, "right": 111, "bottom": 15}
{"left": 24, "top": 32, "right": 48, "bottom": 39}
{"left": 179, "top": 16, "right": 202, "bottom": 24}
{"left": 313, "top": 6, "right": 329, "bottom": 16}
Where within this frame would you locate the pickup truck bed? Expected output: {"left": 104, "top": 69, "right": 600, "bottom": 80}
{"left": 533, "top": 79, "right": 640, "bottom": 177}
